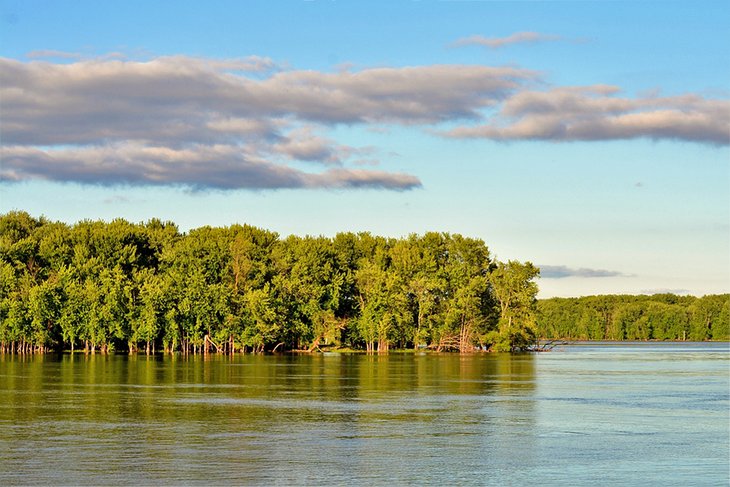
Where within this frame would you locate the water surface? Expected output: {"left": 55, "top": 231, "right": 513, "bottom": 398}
{"left": 1, "top": 343, "right": 728, "bottom": 485}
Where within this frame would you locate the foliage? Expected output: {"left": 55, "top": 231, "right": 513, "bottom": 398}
{"left": 1, "top": 211, "right": 726, "bottom": 354}
{"left": 537, "top": 293, "right": 729, "bottom": 342}
{"left": 487, "top": 261, "right": 539, "bottom": 351}
{"left": 0, "top": 212, "right": 504, "bottom": 353}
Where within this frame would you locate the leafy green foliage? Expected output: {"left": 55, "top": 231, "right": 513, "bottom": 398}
{"left": 0, "top": 211, "right": 726, "bottom": 354}
{"left": 537, "top": 293, "right": 729, "bottom": 341}
{"left": 487, "top": 261, "right": 539, "bottom": 351}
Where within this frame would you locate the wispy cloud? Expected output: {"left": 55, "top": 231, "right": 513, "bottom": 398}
{"left": 442, "top": 86, "right": 730, "bottom": 145}
{"left": 451, "top": 32, "right": 562, "bottom": 49}
{"left": 102, "top": 195, "right": 136, "bottom": 204}
{"left": 640, "top": 288, "right": 692, "bottom": 295}
{"left": 540, "top": 265, "right": 630, "bottom": 279}
{"left": 26, "top": 49, "right": 86, "bottom": 60}
{"left": 270, "top": 126, "right": 375, "bottom": 166}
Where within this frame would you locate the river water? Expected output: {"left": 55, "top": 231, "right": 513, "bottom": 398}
{"left": 1, "top": 343, "right": 728, "bottom": 485}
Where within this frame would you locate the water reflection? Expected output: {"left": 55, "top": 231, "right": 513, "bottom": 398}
{"left": 0, "top": 353, "right": 538, "bottom": 484}
{"left": 3, "top": 349, "right": 726, "bottom": 485}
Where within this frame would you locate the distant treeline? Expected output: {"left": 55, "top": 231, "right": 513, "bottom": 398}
{"left": 0, "top": 212, "right": 540, "bottom": 354}
{"left": 537, "top": 294, "right": 729, "bottom": 341}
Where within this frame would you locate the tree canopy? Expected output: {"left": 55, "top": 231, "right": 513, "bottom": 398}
{"left": 0, "top": 212, "right": 545, "bottom": 354}
{"left": 1, "top": 212, "right": 725, "bottom": 355}
{"left": 536, "top": 293, "right": 729, "bottom": 342}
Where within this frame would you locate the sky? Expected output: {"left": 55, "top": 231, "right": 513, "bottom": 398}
{"left": 0, "top": 0, "right": 728, "bottom": 298}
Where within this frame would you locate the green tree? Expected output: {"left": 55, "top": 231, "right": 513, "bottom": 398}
{"left": 487, "top": 261, "right": 539, "bottom": 352}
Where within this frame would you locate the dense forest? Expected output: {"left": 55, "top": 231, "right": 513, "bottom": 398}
{"left": 1, "top": 212, "right": 727, "bottom": 355}
{"left": 0, "top": 212, "right": 539, "bottom": 354}
{"left": 538, "top": 294, "right": 729, "bottom": 342}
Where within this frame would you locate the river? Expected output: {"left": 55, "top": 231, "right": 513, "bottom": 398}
{"left": 1, "top": 343, "right": 728, "bottom": 485}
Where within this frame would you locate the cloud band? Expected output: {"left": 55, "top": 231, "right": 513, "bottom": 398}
{"left": 540, "top": 265, "right": 629, "bottom": 279}
{"left": 0, "top": 54, "right": 726, "bottom": 191}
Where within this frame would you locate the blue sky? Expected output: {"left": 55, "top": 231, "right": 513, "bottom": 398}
{"left": 1, "top": 0, "right": 728, "bottom": 298}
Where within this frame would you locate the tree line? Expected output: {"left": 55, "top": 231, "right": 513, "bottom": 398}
{"left": 0, "top": 212, "right": 539, "bottom": 354}
{"left": 3, "top": 212, "right": 726, "bottom": 355}
{"left": 537, "top": 294, "right": 729, "bottom": 341}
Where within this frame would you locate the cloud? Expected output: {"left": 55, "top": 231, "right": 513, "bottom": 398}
{"left": 540, "top": 265, "right": 630, "bottom": 279}
{"left": 0, "top": 56, "right": 537, "bottom": 147}
{"left": 103, "top": 195, "right": 134, "bottom": 204}
{"left": 0, "top": 144, "right": 420, "bottom": 191}
{"left": 258, "top": 64, "right": 535, "bottom": 124}
{"left": 270, "top": 126, "right": 373, "bottom": 166}
{"left": 442, "top": 86, "right": 730, "bottom": 145}
{"left": 0, "top": 55, "right": 541, "bottom": 190}
{"left": 6, "top": 56, "right": 529, "bottom": 190}
{"left": 1, "top": 54, "right": 726, "bottom": 191}
{"left": 26, "top": 49, "right": 86, "bottom": 60}
{"left": 640, "top": 288, "right": 692, "bottom": 295}
{"left": 451, "top": 32, "right": 562, "bottom": 49}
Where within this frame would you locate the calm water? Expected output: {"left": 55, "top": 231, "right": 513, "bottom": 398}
{"left": 1, "top": 343, "right": 728, "bottom": 485}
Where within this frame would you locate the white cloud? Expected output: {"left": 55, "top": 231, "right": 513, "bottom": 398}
{"left": 451, "top": 32, "right": 562, "bottom": 49}
{"left": 640, "top": 288, "right": 692, "bottom": 295}
{"left": 25, "top": 49, "right": 86, "bottom": 60}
